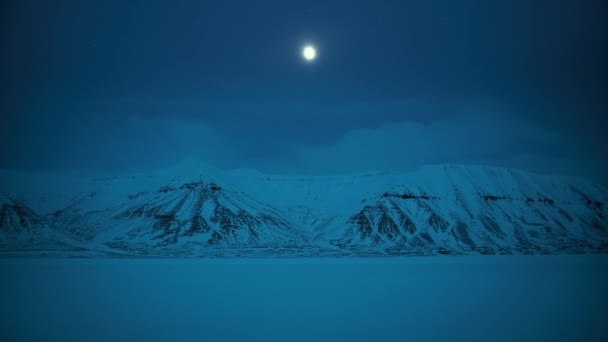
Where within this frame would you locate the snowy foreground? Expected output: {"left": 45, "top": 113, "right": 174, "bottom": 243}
{"left": 1, "top": 255, "right": 607, "bottom": 342}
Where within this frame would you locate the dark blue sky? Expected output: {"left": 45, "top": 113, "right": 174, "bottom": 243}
{"left": 1, "top": 0, "right": 607, "bottom": 181}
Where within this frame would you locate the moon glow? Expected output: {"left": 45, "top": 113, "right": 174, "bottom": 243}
{"left": 302, "top": 45, "right": 317, "bottom": 61}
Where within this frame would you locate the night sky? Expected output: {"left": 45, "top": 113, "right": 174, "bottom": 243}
{"left": 1, "top": 0, "right": 607, "bottom": 182}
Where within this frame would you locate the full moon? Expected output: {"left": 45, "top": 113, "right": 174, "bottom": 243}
{"left": 302, "top": 45, "right": 317, "bottom": 61}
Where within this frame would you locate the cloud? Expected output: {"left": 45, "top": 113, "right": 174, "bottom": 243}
{"left": 0, "top": 112, "right": 233, "bottom": 173}
{"left": 1, "top": 97, "right": 606, "bottom": 184}
{"left": 287, "top": 105, "right": 608, "bottom": 183}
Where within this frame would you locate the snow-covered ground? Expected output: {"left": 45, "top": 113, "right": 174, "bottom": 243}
{"left": 1, "top": 255, "right": 607, "bottom": 342}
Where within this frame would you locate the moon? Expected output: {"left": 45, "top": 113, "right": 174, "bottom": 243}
{"left": 302, "top": 45, "right": 317, "bottom": 61}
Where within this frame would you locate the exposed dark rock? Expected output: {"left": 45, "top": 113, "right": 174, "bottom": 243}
{"left": 208, "top": 231, "right": 222, "bottom": 245}
{"left": 381, "top": 192, "right": 439, "bottom": 200}
{"left": 210, "top": 184, "right": 222, "bottom": 191}
{"left": 427, "top": 212, "right": 449, "bottom": 233}
{"left": 480, "top": 194, "right": 509, "bottom": 201}
{"left": 158, "top": 185, "right": 176, "bottom": 193}
{"left": 586, "top": 199, "right": 603, "bottom": 208}
{"left": 179, "top": 181, "right": 203, "bottom": 190}
{"left": 419, "top": 232, "right": 434, "bottom": 244}
{"left": 480, "top": 215, "right": 506, "bottom": 239}
{"left": 451, "top": 221, "right": 475, "bottom": 247}
{"left": 538, "top": 197, "right": 555, "bottom": 205}
{"left": 128, "top": 192, "right": 148, "bottom": 200}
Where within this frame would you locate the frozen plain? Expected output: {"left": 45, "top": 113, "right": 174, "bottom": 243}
{"left": 1, "top": 255, "right": 607, "bottom": 342}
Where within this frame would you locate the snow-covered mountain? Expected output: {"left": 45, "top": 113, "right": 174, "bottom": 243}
{"left": 52, "top": 179, "right": 308, "bottom": 255}
{"left": 321, "top": 165, "right": 608, "bottom": 255}
{"left": 0, "top": 194, "right": 85, "bottom": 253}
{"left": 1, "top": 164, "right": 607, "bottom": 256}
{"left": 0, "top": 194, "right": 47, "bottom": 242}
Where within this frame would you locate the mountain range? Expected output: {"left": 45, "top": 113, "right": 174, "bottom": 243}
{"left": 1, "top": 164, "right": 607, "bottom": 257}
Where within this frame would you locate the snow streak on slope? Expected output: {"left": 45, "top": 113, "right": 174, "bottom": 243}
{"left": 1, "top": 164, "right": 607, "bottom": 257}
